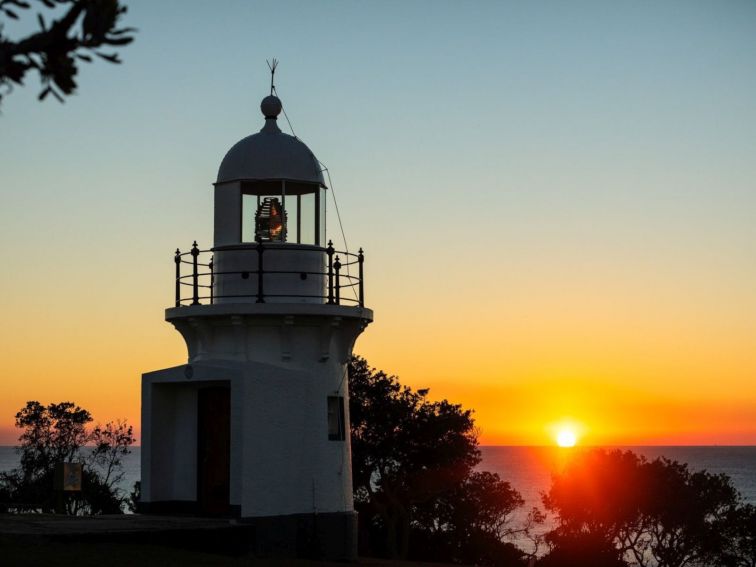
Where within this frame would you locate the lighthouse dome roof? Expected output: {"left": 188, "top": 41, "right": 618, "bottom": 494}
{"left": 216, "top": 95, "right": 326, "bottom": 187}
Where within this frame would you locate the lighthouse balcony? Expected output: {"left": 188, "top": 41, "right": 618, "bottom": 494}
{"left": 173, "top": 241, "right": 364, "bottom": 307}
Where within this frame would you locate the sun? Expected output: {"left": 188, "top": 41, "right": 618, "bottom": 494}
{"left": 556, "top": 428, "right": 578, "bottom": 448}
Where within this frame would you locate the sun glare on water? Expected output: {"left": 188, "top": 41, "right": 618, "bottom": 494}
{"left": 556, "top": 428, "right": 578, "bottom": 448}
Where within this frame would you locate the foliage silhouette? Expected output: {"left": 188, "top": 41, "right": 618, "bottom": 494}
{"left": 540, "top": 448, "right": 755, "bottom": 567}
{"left": 0, "top": 0, "right": 134, "bottom": 106}
{"left": 720, "top": 503, "right": 756, "bottom": 567}
{"left": 0, "top": 400, "right": 135, "bottom": 514}
{"left": 127, "top": 479, "right": 140, "bottom": 513}
{"left": 538, "top": 531, "right": 628, "bottom": 567}
{"left": 348, "top": 356, "right": 531, "bottom": 566}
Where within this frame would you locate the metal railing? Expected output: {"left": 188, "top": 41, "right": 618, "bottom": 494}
{"left": 173, "top": 240, "right": 364, "bottom": 307}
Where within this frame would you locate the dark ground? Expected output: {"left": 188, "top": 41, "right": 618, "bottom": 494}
{"left": 0, "top": 540, "right": 449, "bottom": 567}
{"left": 0, "top": 514, "right": 452, "bottom": 567}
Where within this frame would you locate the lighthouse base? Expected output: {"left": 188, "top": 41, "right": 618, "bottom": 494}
{"left": 141, "top": 304, "right": 371, "bottom": 562}
{"left": 242, "top": 511, "right": 357, "bottom": 561}
{"left": 136, "top": 506, "right": 358, "bottom": 560}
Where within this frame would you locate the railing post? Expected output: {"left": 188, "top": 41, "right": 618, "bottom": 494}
{"left": 326, "top": 240, "right": 335, "bottom": 304}
{"left": 191, "top": 241, "right": 200, "bottom": 305}
{"left": 256, "top": 240, "right": 265, "bottom": 303}
{"left": 358, "top": 248, "right": 364, "bottom": 307}
{"left": 334, "top": 255, "right": 341, "bottom": 305}
{"left": 174, "top": 248, "right": 181, "bottom": 307}
{"left": 209, "top": 255, "right": 214, "bottom": 305}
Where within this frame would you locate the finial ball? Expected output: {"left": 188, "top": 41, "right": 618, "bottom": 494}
{"left": 261, "top": 95, "right": 282, "bottom": 119}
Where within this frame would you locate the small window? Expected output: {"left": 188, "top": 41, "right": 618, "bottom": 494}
{"left": 327, "top": 396, "right": 346, "bottom": 441}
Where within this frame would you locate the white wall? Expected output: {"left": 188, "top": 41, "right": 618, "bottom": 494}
{"left": 239, "top": 361, "right": 354, "bottom": 517}
{"left": 143, "top": 307, "right": 368, "bottom": 518}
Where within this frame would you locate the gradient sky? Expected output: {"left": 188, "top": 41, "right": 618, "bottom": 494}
{"left": 1, "top": 0, "right": 755, "bottom": 445}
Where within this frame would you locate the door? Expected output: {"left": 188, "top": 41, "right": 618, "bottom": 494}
{"left": 197, "top": 386, "right": 231, "bottom": 516}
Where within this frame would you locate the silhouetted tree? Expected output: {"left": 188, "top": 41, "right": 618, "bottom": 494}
{"left": 540, "top": 448, "right": 751, "bottom": 567}
{"left": 89, "top": 419, "right": 133, "bottom": 489}
{"left": 542, "top": 449, "right": 648, "bottom": 564}
{"left": 348, "top": 356, "right": 530, "bottom": 566}
{"left": 0, "top": 401, "right": 135, "bottom": 514}
{"left": 643, "top": 458, "right": 741, "bottom": 567}
{"left": 721, "top": 503, "right": 756, "bottom": 567}
{"left": 127, "top": 479, "right": 140, "bottom": 513}
{"left": 0, "top": 0, "right": 134, "bottom": 106}
{"left": 410, "top": 470, "right": 537, "bottom": 566}
{"left": 538, "top": 531, "right": 628, "bottom": 567}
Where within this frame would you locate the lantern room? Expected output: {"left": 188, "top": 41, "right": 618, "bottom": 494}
{"left": 213, "top": 94, "right": 327, "bottom": 248}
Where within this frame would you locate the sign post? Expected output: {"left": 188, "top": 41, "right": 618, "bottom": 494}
{"left": 54, "top": 462, "right": 82, "bottom": 513}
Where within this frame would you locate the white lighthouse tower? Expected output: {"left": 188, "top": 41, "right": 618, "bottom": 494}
{"left": 140, "top": 79, "right": 372, "bottom": 560}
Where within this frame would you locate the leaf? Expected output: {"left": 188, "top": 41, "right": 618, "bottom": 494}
{"left": 94, "top": 52, "right": 121, "bottom": 64}
{"left": 76, "top": 53, "right": 92, "bottom": 62}
{"left": 110, "top": 27, "right": 137, "bottom": 35}
{"left": 37, "top": 13, "right": 45, "bottom": 30}
{"left": 104, "top": 36, "right": 133, "bottom": 46}
{"left": 3, "top": 9, "right": 19, "bottom": 19}
{"left": 41, "top": 0, "right": 54, "bottom": 7}
{"left": 38, "top": 86, "right": 51, "bottom": 101}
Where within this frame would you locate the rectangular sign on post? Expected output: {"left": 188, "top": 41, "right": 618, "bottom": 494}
{"left": 54, "top": 462, "right": 82, "bottom": 492}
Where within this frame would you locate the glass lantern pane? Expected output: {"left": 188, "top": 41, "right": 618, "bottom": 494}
{"left": 241, "top": 194, "right": 257, "bottom": 242}
{"left": 288, "top": 196, "right": 299, "bottom": 244}
{"left": 300, "top": 193, "right": 315, "bottom": 245}
{"left": 319, "top": 187, "right": 327, "bottom": 246}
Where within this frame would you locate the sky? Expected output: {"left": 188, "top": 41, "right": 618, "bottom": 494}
{"left": 1, "top": 0, "right": 755, "bottom": 446}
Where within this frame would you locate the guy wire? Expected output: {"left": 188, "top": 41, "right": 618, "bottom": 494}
{"left": 272, "top": 81, "right": 358, "bottom": 302}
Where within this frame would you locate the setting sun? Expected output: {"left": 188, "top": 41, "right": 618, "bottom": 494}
{"left": 556, "top": 428, "right": 578, "bottom": 447}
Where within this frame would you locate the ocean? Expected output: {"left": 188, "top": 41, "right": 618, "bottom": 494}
{"left": 0, "top": 446, "right": 756, "bottom": 508}
{"left": 1, "top": 445, "right": 754, "bottom": 505}
{"left": 1, "top": 445, "right": 754, "bottom": 552}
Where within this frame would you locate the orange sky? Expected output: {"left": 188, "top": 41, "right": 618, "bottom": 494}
{"left": 0, "top": 242, "right": 753, "bottom": 446}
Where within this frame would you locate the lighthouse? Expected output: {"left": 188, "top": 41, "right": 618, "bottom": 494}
{"left": 140, "top": 80, "right": 372, "bottom": 560}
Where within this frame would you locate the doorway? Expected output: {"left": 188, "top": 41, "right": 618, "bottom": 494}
{"left": 197, "top": 385, "right": 230, "bottom": 516}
